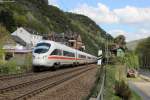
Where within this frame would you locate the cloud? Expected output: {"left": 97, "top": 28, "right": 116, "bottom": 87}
{"left": 70, "top": 3, "right": 119, "bottom": 24}
{"left": 70, "top": 3, "right": 150, "bottom": 41}
{"left": 109, "top": 29, "right": 150, "bottom": 41}
{"left": 108, "top": 29, "right": 127, "bottom": 37}
{"left": 48, "top": 0, "right": 59, "bottom": 7}
{"left": 114, "top": 6, "right": 150, "bottom": 24}
{"left": 135, "top": 28, "right": 150, "bottom": 39}
{"left": 70, "top": 3, "right": 150, "bottom": 25}
{"left": 46, "top": 1, "right": 150, "bottom": 41}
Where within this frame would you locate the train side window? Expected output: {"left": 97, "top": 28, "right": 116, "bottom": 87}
{"left": 63, "top": 51, "right": 75, "bottom": 57}
{"left": 51, "top": 49, "right": 62, "bottom": 56}
{"left": 88, "top": 57, "right": 91, "bottom": 59}
{"left": 78, "top": 54, "right": 86, "bottom": 59}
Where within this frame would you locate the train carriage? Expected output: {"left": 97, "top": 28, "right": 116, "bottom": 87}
{"left": 32, "top": 40, "right": 97, "bottom": 72}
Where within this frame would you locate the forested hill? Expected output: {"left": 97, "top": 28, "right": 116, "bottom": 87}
{"left": 0, "top": 0, "right": 113, "bottom": 55}
{"left": 126, "top": 39, "right": 145, "bottom": 51}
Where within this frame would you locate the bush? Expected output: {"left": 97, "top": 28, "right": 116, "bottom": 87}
{"left": 22, "top": 54, "right": 32, "bottom": 73}
{"left": 124, "top": 52, "right": 139, "bottom": 69}
{"left": 0, "top": 9, "right": 17, "bottom": 32}
{"left": 0, "top": 60, "right": 21, "bottom": 74}
{"left": 114, "top": 80, "right": 132, "bottom": 100}
{"left": 136, "top": 37, "right": 150, "bottom": 68}
{"left": 0, "top": 24, "right": 10, "bottom": 43}
{"left": 14, "top": 14, "right": 28, "bottom": 27}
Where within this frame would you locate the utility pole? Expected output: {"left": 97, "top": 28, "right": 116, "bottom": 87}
{"left": 105, "top": 34, "right": 109, "bottom": 65}
{"left": 106, "top": 33, "right": 109, "bottom": 65}
{"left": 75, "top": 32, "right": 78, "bottom": 64}
{"left": 104, "top": 33, "right": 109, "bottom": 87}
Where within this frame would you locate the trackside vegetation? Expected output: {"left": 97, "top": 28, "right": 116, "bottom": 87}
{"left": 0, "top": 25, "right": 32, "bottom": 74}
{"left": 104, "top": 63, "right": 141, "bottom": 100}
{"left": 124, "top": 52, "right": 139, "bottom": 70}
{"left": 88, "top": 34, "right": 141, "bottom": 100}
{"left": 136, "top": 37, "right": 150, "bottom": 69}
{"left": 86, "top": 66, "right": 104, "bottom": 99}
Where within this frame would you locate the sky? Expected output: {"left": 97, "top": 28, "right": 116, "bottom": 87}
{"left": 48, "top": 0, "right": 150, "bottom": 42}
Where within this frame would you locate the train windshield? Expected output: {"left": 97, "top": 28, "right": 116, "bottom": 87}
{"left": 34, "top": 43, "right": 51, "bottom": 54}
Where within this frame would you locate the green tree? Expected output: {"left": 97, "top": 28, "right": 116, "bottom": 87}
{"left": 114, "top": 35, "right": 126, "bottom": 49}
{"left": 0, "top": 25, "right": 9, "bottom": 60}
{"left": 0, "top": 24, "right": 9, "bottom": 42}
{"left": 124, "top": 52, "right": 139, "bottom": 69}
{"left": 136, "top": 37, "right": 150, "bottom": 68}
{"left": 14, "top": 14, "right": 28, "bottom": 27}
{"left": 0, "top": 9, "right": 16, "bottom": 32}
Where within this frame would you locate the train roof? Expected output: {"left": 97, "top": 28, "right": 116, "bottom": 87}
{"left": 37, "top": 40, "right": 97, "bottom": 58}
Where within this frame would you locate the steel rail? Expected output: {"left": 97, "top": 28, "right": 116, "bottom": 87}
{"left": 0, "top": 65, "right": 92, "bottom": 93}
{"left": 13, "top": 67, "right": 95, "bottom": 100}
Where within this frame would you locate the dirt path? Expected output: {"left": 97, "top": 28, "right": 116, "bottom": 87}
{"left": 128, "top": 70, "right": 150, "bottom": 100}
{"left": 129, "top": 81, "right": 150, "bottom": 100}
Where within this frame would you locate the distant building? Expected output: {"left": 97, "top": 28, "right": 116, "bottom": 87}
{"left": 111, "top": 46, "right": 125, "bottom": 57}
{"left": 11, "top": 27, "right": 43, "bottom": 48}
{"left": 2, "top": 27, "right": 85, "bottom": 62}
{"left": 2, "top": 37, "right": 31, "bottom": 61}
{"left": 68, "top": 34, "right": 85, "bottom": 51}
{"left": 31, "top": 34, "right": 43, "bottom": 47}
{"left": 44, "top": 32, "right": 69, "bottom": 45}
{"left": 45, "top": 32, "right": 85, "bottom": 51}
{"left": 117, "top": 48, "right": 125, "bottom": 57}
{"left": 3, "top": 27, "right": 43, "bottom": 61}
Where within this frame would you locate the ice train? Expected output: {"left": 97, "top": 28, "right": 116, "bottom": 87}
{"left": 32, "top": 40, "right": 97, "bottom": 72}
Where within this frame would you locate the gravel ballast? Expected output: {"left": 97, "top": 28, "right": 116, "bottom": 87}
{"left": 29, "top": 65, "right": 98, "bottom": 100}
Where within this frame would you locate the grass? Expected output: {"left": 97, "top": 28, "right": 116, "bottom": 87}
{"left": 127, "top": 76, "right": 142, "bottom": 82}
{"left": 104, "top": 64, "right": 141, "bottom": 100}
{"left": 104, "top": 65, "right": 120, "bottom": 100}
{"left": 131, "top": 90, "right": 141, "bottom": 100}
{"left": 85, "top": 66, "right": 104, "bottom": 99}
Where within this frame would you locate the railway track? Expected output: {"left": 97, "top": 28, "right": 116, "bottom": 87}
{"left": 0, "top": 65, "right": 89, "bottom": 93}
{"left": 0, "top": 71, "right": 59, "bottom": 81}
{"left": 0, "top": 73, "right": 35, "bottom": 81}
{"left": 0, "top": 66, "right": 86, "bottom": 89}
{"left": 0, "top": 64, "right": 96, "bottom": 100}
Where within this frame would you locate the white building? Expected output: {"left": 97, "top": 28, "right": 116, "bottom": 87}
{"left": 31, "top": 34, "right": 43, "bottom": 47}
{"left": 11, "top": 27, "right": 43, "bottom": 48}
{"left": 2, "top": 27, "right": 43, "bottom": 61}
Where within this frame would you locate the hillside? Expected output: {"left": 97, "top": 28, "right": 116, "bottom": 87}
{"left": 0, "top": 0, "right": 113, "bottom": 55}
{"left": 126, "top": 39, "right": 145, "bottom": 51}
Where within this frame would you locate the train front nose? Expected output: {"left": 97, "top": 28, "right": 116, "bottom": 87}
{"left": 32, "top": 55, "right": 47, "bottom": 66}
{"left": 32, "top": 42, "right": 51, "bottom": 67}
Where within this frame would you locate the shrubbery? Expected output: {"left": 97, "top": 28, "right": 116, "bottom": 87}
{"left": 22, "top": 54, "right": 32, "bottom": 73}
{"left": 136, "top": 37, "right": 150, "bottom": 68}
{"left": 0, "top": 60, "right": 21, "bottom": 74}
{"left": 14, "top": 14, "right": 28, "bottom": 27}
{"left": 124, "top": 52, "right": 139, "bottom": 69}
{"left": 111, "top": 52, "right": 139, "bottom": 70}
{"left": 114, "top": 80, "right": 132, "bottom": 100}
{"left": 0, "top": 9, "right": 16, "bottom": 32}
{"left": 0, "top": 24, "right": 10, "bottom": 42}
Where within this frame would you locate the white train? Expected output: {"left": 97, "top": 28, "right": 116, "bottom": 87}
{"left": 32, "top": 40, "right": 97, "bottom": 72}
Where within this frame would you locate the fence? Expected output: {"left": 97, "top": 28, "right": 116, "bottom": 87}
{"left": 96, "top": 67, "right": 105, "bottom": 100}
